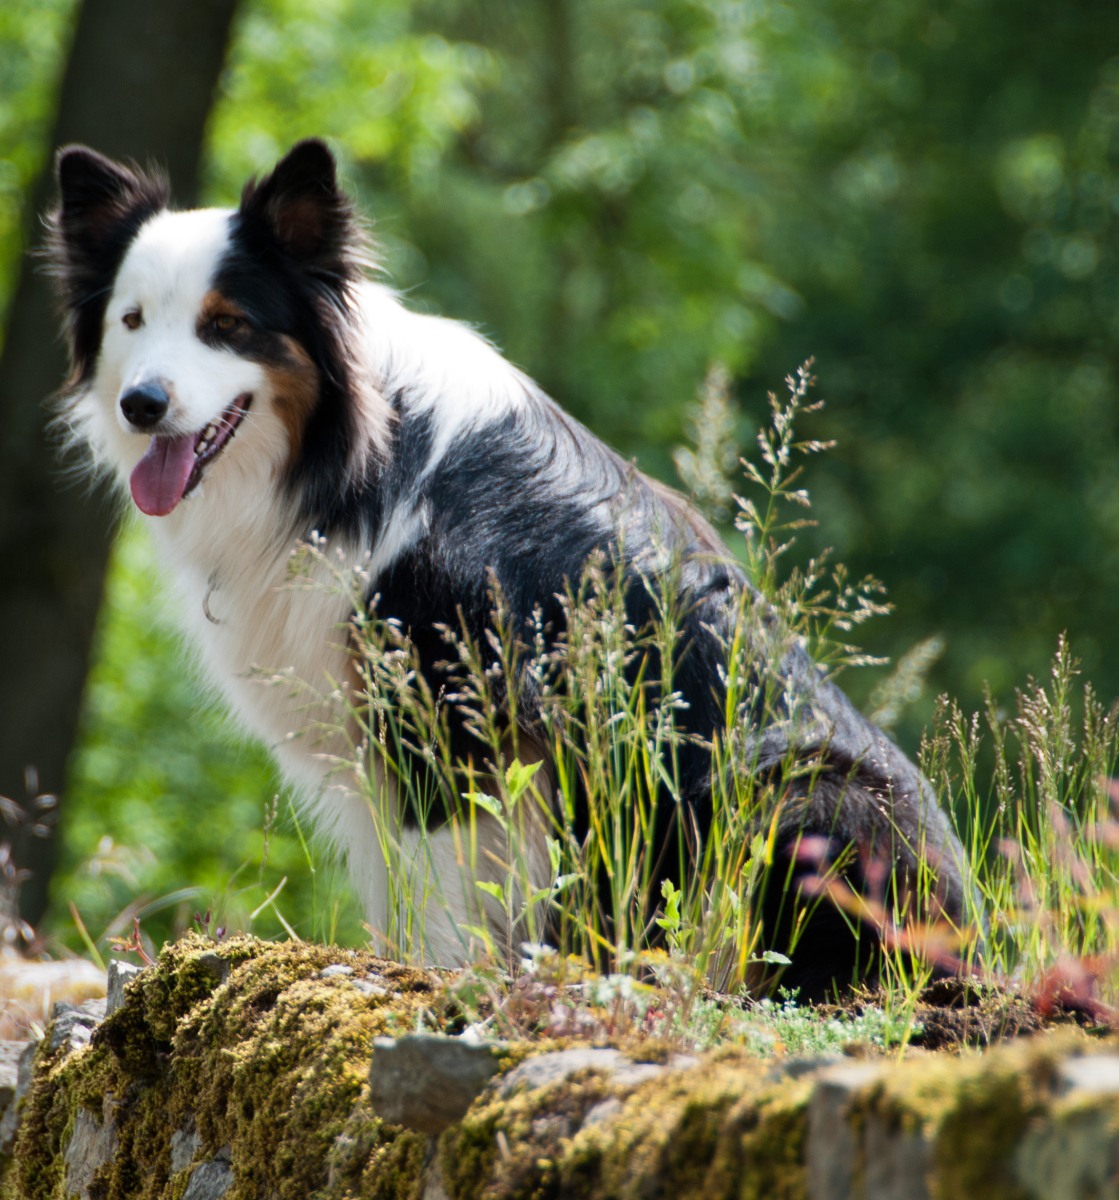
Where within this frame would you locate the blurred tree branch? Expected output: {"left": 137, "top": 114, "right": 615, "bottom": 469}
{"left": 0, "top": 0, "right": 241, "bottom": 932}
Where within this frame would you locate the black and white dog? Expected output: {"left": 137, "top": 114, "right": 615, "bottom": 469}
{"left": 48, "top": 139, "right": 970, "bottom": 994}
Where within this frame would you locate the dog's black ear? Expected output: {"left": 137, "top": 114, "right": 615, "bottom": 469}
{"left": 58, "top": 147, "right": 147, "bottom": 231}
{"left": 239, "top": 139, "right": 357, "bottom": 275}
{"left": 46, "top": 147, "right": 169, "bottom": 383}
{"left": 52, "top": 146, "right": 169, "bottom": 264}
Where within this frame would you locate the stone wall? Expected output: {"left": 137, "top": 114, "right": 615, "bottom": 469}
{"left": 2, "top": 935, "right": 1118, "bottom": 1199}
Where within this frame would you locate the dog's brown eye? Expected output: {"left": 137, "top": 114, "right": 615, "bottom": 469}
{"left": 122, "top": 310, "right": 142, "bottom": 331}
{"left": 211, "top": 313, "right": 242, "bottom": 334}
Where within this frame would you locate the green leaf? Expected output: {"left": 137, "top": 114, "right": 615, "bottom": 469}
{"left": 757, "top": 950, "right": 792, "bottom": 966}
{"left": 474, "top": 880, "right": 506, "bottom": 902}
{"left": 465, "top": 791, "right": 503, "bottom": 821}
{"left": 504, "top": 758, "right": 543, "bottom": 801}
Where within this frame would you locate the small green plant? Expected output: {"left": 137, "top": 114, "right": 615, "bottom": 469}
{"left": 434, "top": 943, "right": 919, "bottom": 1055}
{"left": 735, "top": 992, "right": 920, "bottom": 1056}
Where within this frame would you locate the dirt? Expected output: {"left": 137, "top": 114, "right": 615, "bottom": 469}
{"left": 816, "top": 975, "right": 1110, "bottom": 1053}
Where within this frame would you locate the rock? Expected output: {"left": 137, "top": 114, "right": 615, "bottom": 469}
{"left": 499, "top": 1046, "right": 693, "bottom": 1096}
{"left": 581, "top": 1096, "right": 623, "bottom": 1127}
{"left": 63, "top": 1099, "right": 120, "bottom": 1200}
{"left": 0, "top": 1041, "right": 27, "bottom": 1112}
{"left": 1057, "top": 1055, "right": 1119, "bottom": 1096}
{"left": 2, "top": 999, "right": 108, "bottom": 1164}
{"left": 422, "top": 1173, "right": 453, "bottom": 1200}
{"left": 369, "top": 1034, "right": 508, "bottom": 1134}
{"left": 806, "top": 1062, "right": 932, "bottom": 1200}
{"left": 860, "top": 1101, "right": 932, "bottom": 1200}
{"left": 0, "top": 1041, "right": 36, "bottom": 1155}
{"left": 1015, "top": 1062, "right": 1119, "bottom": 1200}
{"left": 320, "top": 963, "right": 397, "bottom": 999}
{"left": 765, "top": 1054, "right": 843, "bottom": 1083}
{"left": 106, "top": 959, "right": 146, "bottom": 1016}
{"left": 352, "top": 979, "right": 394, "bottom": 998}
{"left": 48, "top": 998, "right": 106, "bottom": 1054}
{"left": 196, "top": 952, "right": 231, "bottom": 985}
{"left": 181, "top": 1158, "right": 233, "bottom": 1200}
{"left": 806, "top": 1063, "right": 883, "bottom": 1200}
{"left": 499, "top": 1046, "right": 624, "bottom": 1094}
{"left": 170, "top": 1120, "right": 202, "bottom": 1173}
{"left": 319, "top": 964, "right": 354, "bottom": 978}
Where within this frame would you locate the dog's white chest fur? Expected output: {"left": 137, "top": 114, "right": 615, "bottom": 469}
{"left": 148, "top": 511, "right": 402, "bottom": 926}
{"left": 154, "top": 527, "right": 353, "bottom": 777}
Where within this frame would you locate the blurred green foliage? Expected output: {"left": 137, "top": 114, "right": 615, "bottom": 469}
{"left": 0, "top": 0, "right": 72, "bottom": 321}
{"left": 3, "top": 0, "right": 1119, "bottom": 950}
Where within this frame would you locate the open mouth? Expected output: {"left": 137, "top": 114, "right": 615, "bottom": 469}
{"left": 129, "top": 393, "right": 253, "bottom": 517}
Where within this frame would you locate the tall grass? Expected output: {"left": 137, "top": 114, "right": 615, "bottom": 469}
{"left": 243, "top": 364, "right": 1119, "bottom": 1015}
{"left": 294, "top": 364, "right": 955, "bottom": 997}
{"left": 922, "top": 640, "right": 1119, "bottom": 1004}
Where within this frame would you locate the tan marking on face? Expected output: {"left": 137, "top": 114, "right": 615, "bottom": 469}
{"left": 263, "top": 336, "right": 319, "bottom": 456}
{"left": 198, "top": 289, "right": 248, "bottom": 328}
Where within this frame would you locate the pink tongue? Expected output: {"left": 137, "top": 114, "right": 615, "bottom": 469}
{"left": 129, "top": 434, "right": 197, "bottom": 516}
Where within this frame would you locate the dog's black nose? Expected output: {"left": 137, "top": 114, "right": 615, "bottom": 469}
{"left": 120, "top": 382, "right": 170, "bottom": 429}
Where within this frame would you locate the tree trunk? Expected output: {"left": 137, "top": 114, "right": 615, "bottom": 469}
{"left": 0, "top": 0, "right": 241, "bottom": 931}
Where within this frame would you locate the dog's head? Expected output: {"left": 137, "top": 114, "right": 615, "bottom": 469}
{"left": 48, "top": 140, "right": 374, "bottom": 518}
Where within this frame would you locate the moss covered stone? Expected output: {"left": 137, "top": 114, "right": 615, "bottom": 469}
{"left": 4, "top": 938, "right": 1119, "bottom": 1200}
{"left": 438, "top": 1046, "right": 817, "bottom": 1200}
{"left": 4, "top": 935, "right": 437, "bottom": 1199}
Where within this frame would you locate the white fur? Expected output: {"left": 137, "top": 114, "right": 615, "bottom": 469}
{"left": 360, "top": 281, "right": 531, "bottom": 470}
{"left": 75, "top": 205, "right": 535, "bottom": 960}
